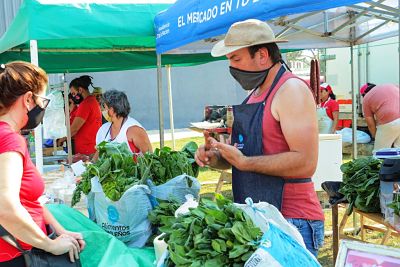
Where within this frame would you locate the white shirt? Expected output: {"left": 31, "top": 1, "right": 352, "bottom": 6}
{"left": 96, "top": 116, "right": 144, "bottom": 153}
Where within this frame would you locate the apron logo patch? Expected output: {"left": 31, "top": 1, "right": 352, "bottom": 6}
{"left": 237, "top": 134, "right": 245, "bottom": 150}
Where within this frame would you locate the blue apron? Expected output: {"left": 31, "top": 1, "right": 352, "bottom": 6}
{"left": 231, "top": 66, "right": 311, "bottom": 210}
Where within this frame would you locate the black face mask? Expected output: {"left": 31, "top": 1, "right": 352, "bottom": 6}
{"left": 22, "top": 105, "right": 46, "bottom": 130}
{"left": 73, "top": 94, "right": 83, "bottom": 105}
{"left": 229, "top": 62, "right": 279, "bottom": 91}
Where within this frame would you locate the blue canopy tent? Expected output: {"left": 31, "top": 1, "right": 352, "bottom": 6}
{"left": 154, "top": 0, "right": 399, "bottom": 158}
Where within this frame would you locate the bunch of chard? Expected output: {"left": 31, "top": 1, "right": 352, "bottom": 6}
{"left": 160, "top": 195, "right": 262, "bottom": 267}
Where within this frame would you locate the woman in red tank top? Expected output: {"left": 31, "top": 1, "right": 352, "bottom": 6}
{"left": 0, "top": 62, "right": 85, "bottom": 266}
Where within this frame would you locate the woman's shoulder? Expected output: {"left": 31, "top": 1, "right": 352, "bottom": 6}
{"left": 0, "top": 123, "right": 26, "bottom": 155}
{"left": 126, "top": 117, "right": 144, "bottom": 129}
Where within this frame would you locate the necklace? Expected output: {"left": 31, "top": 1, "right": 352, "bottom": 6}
{"left": 105, "top": 117, "right": 127, "bottom": 142}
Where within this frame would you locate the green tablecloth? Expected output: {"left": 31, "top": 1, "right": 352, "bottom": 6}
{"left": 47, "top": 204, "right": 156, "bottom": 267}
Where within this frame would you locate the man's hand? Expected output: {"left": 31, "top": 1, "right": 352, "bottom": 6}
{"left": 211, "top": 141, "right": 247, "bottom": 171}
{"left": 195, "top": 131, "right": 218, "bottom": 167}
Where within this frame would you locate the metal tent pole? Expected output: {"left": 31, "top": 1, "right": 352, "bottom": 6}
{"left": 62, "top": 77, "right": 73, "bottom": 164}
{"left": 351, "top": 45, "right": 358, "bottom": 160}
{"left": 166, "top": 65, "right": 175, "bottom": 150}
{"left": 157, "top": 55, "right": 165, "bottom": 148}
{"left": 30, "top": 40, "right": 44, "bottom": 174}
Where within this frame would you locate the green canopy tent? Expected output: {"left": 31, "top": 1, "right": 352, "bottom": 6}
{"left": 0, "top": 0, "right": 221, "bottom": 73}
{"left": 0, "top": 0, "right": 224, "bottom": 172}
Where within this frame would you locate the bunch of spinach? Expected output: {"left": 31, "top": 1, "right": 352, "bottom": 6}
{"left": 160, "top": 194, "right": 262, "bottom": 267}
{"left": 339, "top": 157, "right": 382, "bottom": 215}
{"left": 147, "top": 199, "right": 181, "bottom": 244}
{"left": 72, "top": 142, "right": 150, "bottom": 205}
{"left": 141, "top": 141, "right": 199, "bottom": 186}
{"left": 387, "top": 193, "right": 400, "bottom": 216}
{"left": 148, "top": 199, "right": 181, "bottom": 230}
{"left": 72, "top": 141, "right": 198, "bottom": 206}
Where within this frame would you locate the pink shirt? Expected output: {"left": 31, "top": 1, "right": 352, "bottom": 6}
{"left": 362, "top": 84, "right": 400, "bottom": 125}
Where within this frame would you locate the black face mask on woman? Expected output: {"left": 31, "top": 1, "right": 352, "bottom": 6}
{"left": 21, "top": 101, "right": 46, "bottom": 131}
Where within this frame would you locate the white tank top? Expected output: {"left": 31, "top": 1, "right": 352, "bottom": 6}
{"left": 96, "top": 117, "right": 144, "bottom": 153}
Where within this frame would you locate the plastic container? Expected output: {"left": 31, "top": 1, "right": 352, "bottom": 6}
{"left": 374, "top": 148, "right": 400, "bottom": 159}
{"left": 378, "top": 158, "right": 400, "bottom": 226}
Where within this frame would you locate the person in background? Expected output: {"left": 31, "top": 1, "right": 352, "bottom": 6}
{"left": 0, "top": 62, "right": 85, "bottom": 266}
{"left": 317, "top": 83, "right": 339, "bottom": 134}
{"left": 68, "top": 93, "right": 79, "bottom": 125}
{"left": 361, "top": 83, "right": 400, "bottom": 151}
{"left": 57, "top": 75, "right": 102, "bottom": 158}
{"left": 195, "top": 19, "right": 324, "bottom": 257}
{"left": 92, "top": 86, "right": 108, "bottom": 124}
{"left": 94, "top": 90, "right": 152, "bottom": 161}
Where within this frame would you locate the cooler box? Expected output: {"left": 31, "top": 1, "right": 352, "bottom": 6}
{"left": 312, "top": 134, "right": 343, "bottom": 191}
{"left": 378, "top": 157, "right": 400, "bottom": 225}
{"left": 337, "top": 99, "right": 352, "bottom": 129}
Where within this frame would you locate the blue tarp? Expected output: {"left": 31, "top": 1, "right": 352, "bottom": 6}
{"left": 155, "top": 0, "right": 365, "bottom": 54}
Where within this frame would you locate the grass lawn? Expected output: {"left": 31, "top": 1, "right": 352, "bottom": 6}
{"left": 152, "top": 137, "right": 400, "bottom": 267}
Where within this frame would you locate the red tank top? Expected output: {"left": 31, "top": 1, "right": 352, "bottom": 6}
{"left": 247, "top": 72, "right": 324, "bottom": 221}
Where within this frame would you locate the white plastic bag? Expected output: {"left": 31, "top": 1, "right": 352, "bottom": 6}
{"left": 89, "top": 177, "right": 153, "bottom": 247}
{"left": 337, "top": 127, "right": 371, "bottom": 143}
{"left": 174, "top": 194, "right": 198, "bottom": 217}
{"left": 43, "top": 90, "right": 67, "bottom": 139}
{"left": 238, "top": 198, "right": 320, "bottom": 267}
{"left": 154, "top": 234, "right": 168, "bottom": 265}
{"left": 235, "top": 198, "right": 305, "bottom": 248}
{"left": 147, "top": 174, "right": 201, "bottom": 204}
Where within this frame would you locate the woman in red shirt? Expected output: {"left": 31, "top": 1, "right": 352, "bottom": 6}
{"left": 317, "top": 83, "right": 339, "bottom": 134}
{"left": 58, "top": 76, "right": 102, "bottom": 159}
{"left": 0, "top": 62, "right": 85, "bottom": 266}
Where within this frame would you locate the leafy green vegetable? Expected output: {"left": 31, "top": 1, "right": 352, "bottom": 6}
{"left": 141, "top": 141, "right": 199, "bottom": 186}
{"left": 72, "top": 142, "right": 144, "bottom": 205}
{"left": 72, "top": 141, "right": 199, "bottom": 206}
{"left": 148, "top": 199, "right": 181, "bottom": 231}
{"left": 161, "top": 194, "right": 262, "bottom": 267}
{"left": 339, "top": 157, "right": 382, "bottom": 215}
{"left": 387, "top": 192, "right": 400, "bottom": 216}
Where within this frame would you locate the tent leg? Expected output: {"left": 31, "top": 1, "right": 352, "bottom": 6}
{"left": 351, "top": 45, "right": 358, "bottom": 159}
{"left": 63, "top": 78, "right": 73, "bottom": 164}
{"left": 167, "top": 65, "right": 175, "bottom": 150}
{"left": 366, "top": 43, "right": 370, "bottom": 82}
{"left": 30, "top": 40, "right": 44, "bottom": 174}
{"left": 157, "top": 55, "right": 165, "bottom": 148}
{"left": 357, "top": 45, "right": 362, "bottom": 116}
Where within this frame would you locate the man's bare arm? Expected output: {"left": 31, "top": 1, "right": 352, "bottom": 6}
{"left": 215, "top": 79, "right": 318, "bottom": 177}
